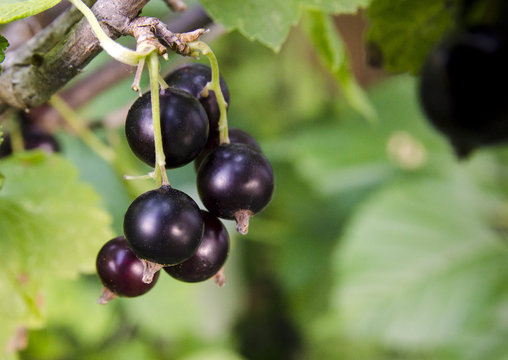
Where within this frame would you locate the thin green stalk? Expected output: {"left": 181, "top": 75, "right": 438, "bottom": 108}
{"left": 8, "top": 117, "right": 24, "bottom": 153}
{"left": 49, "top": 95, "right": 116, "bottom": 163}
{"left": 147, "top": 52, "right": 169, "bottom": 186}
{"left": 189, "top": 41, "right": 230, "bottom": 144}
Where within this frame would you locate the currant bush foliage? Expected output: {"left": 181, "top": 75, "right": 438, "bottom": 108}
{"left": 1, "top": 0, "right": 507, "bottom": 359}
{"left": 0, "top": 152, "right": 113, "bottom": 355}
{"left": 0, "top": 35, "right": 8, "bottom": 71}
{"left": 200, "top": 0, "right": 370, "bottom": 51}
{"left": 0, "top": 0, "right": 61, "bottom": 24}
{"left": 367, "top": 0, "right": 458, "bottom": 73}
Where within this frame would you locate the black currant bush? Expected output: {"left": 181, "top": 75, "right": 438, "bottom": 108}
{"left": 3, "top": 0, "right": 508, "bottom": 360}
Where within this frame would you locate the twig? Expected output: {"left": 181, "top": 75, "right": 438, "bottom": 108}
{"left": 164, "top": 0, "right": 187, "bottom": 12}
{"left": 20, "top": 6, "right": 212, "bottom": 130}
{"left": 0, "top": 0, "right": 150, "bottom": 113}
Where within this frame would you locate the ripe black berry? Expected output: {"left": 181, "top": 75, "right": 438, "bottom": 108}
{"left": 164, "top": 210, "right": 229, "bottom": 284}
{"left": 0, "top": 134, "right": 12, "bottom": 158}
{"left": 419, "top": 27, "right": 508, "bottom": 157}
{"left": 197, "top": 143, "right": 274, "bottom": 234}
{"left": 96, "top": 236, "right": 159, "bottom": 304}
{"left": 125, "top": 87, "right": 208, "bottom": 168}
{"left": 0, "top": 131, "right": 60, "bottom": 159}
{"left": 165, "top": 63, "right": 230, "bottom": 137}
{"left": 123, "top": 185, "right": 204, "bottom": 266}
{"left": 23, "top": 130, "right": 61, "bottom": 153}
{"left": 194, "top": 128, "right": 262, "bottom": 171}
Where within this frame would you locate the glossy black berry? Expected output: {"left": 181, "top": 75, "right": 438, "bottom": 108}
{"left": 123, "top": 185, "right": 204, "bottom": 265}
{"left": 419, "top": 27, "right": 508, "bottom": 157}
{"left": 194, "top": 128, "right": 262, "bottom": 171}
{"left": 164, "top": 210, "right": 229, "bottom": 283}
{"left": 165, "top": 63, "right": 230, "bottom": 137}
{"left": 197, "top": 143, "right": 274, "bottom": 234}
{"left": 96, "top": 236, "right": 159, "bottom": 301}
{"left": 125, "top": 87, "right": 208, "bottom": 168}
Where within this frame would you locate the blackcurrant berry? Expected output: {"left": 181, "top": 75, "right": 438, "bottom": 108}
{"left": 123, "top": 185, "right": 204, "bottom": 266}
{"left": 0, "top": 131, "right": 60, "bottom": 159}
{"left": 0, "top": 134, "right": 12, "bottom": 158}
{"left": 125, "top": 87, "right": 208, "bottom": 168}
{"left": 419, "top": 27, "right": 508, "bottom": 157}
{"left": 194, "top": 128, "right": 262, "bottom": 171}
{"left": 96, "top": 236, "right": 159, "bottom": 304}
{"left": 22, "top": 130, "right": 60, "bottom": 153}
{"left": 164, "top": 210, "right": 229, "bottom": 284}
{"left": 197, "top": 143, "right": 274, "bottom": 234}
{"left": 165, "top": 63, "right": 230, "bottom": 137}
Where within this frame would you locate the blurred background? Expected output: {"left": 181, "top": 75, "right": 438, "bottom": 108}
{"left": 2, "top": 0, "right": 508, "bottom": 359}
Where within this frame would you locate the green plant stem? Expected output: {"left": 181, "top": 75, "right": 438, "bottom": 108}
{"left": 189, "top": 41, "right": 230, "bottom": 144}
{"left": 147, "top": 52, "right": 169, "bottom": 186}
{"left": 68, "top": 0, "right": 148, "bottom": 66}
{"left": 49, "top": 95, "right": 116, "bottom": 163}
{"left": 8, "top": 116, "right": 24, "bottom": 153}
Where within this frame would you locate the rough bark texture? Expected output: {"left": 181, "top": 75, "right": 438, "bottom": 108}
{"left": 0, "top": 0, "right": 150, "bottom": 113}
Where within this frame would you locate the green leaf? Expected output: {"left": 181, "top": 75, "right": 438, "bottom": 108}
{"left": 0, "top": 34, "right": 8, "bottom": 74}
{"left": 303, "top": 10, "right": 376, "bottom": 121}
{"left": 0, "top": 152, "right": 113, "bottom": 357}
{"left": 0, "top": 125, "right": 4, "bottom": 188}
{"left": 200, "top": 0, "right": 370, "bottom": 51}
{"left": 263, "top": 76, "right": 450, "bottom": 197}
{"left": 333, "top": 176, "right": 508, "bottom": 354}
{"left": 179, "top": 348, "right": 245, "bottom": 360}
{"left": 366, "top": 0, "right": 457, "bottom": 73}
{"left": 0, "top": 0, "right": 61, "bottom": 24}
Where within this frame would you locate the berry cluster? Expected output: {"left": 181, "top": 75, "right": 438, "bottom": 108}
{"left": 419, "top": 3, "right": 508, "bottom": 157}
{"left": 96, "top": 63, "right": 274, "bottom": 303}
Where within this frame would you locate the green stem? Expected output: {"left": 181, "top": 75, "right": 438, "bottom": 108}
{"left": 68, "top": 0, "right": 148, "bottom": 66}
{"left": 189, "top": 41, "right": 230, "bottom": 144}
{"left": 8, "top": 116, "right": 24, "bottom": 153}
{"left": 49, "top": 95, "right": 116, "bottom": 163}
{"left": 147, "top": 52, "right": 169, "bottom": 186}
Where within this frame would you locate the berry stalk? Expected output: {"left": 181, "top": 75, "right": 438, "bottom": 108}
{"left": 49, "top": 95, "right": 116, "bottom": 163}
{"left": 189, "top": 41, "right": 230, "bottom": 144}
{"left": 147, "top": 52, "right": 170, "bottom": 186}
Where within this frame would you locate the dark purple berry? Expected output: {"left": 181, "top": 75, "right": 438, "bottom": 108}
{"left": 23, "top": 130, "right": 60, "bottom": 153}
{"left": 164, "top": 210, "right": 229, "bottom": 283}
{"left": 96, "top": 236, "right": 159, "bottom": 303}
{"left": 197, "top": 143, "right": 274, "bottom": 234}
{"left": 0, "top": 134, "right": 12, "bottom": 158}
{"left": 165, "top": 63, "right": 230, "bottom": 139}
{"left": 123, "top": 185, "right": 204, "bottom": 266}
{"left": 419, "top": 27, "right": 508, "bottom": 157}
{"left": 125, "top": 87, "right": 208, "bottom": 168}
{"left": 0, "top": 131, "right": 60, "bottom": 159}
{"left": 194, "top": 128, "right": 262, "bottom": 171}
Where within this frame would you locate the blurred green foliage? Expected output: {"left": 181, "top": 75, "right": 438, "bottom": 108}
{"left": 1, "top": 1, "right": 508, "bottom": 359}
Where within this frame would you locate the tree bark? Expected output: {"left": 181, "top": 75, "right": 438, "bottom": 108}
{"left": 0, "top": 0, "right": 150, "bottom": 114}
